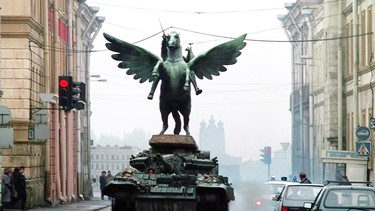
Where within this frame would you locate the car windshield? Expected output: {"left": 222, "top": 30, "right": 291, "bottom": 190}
{"left": 268, "top": 184, "right": 286, "bottom": 195}
{"left": 286, "top": 186, "right": 322, "bottom": 200}
{"left": 324, "top": 189, "right": 375, "bottom": 208}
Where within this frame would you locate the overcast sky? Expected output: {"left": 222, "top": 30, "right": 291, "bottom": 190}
{"left": 86, "top": 0, "right": 292, "bottom": 160}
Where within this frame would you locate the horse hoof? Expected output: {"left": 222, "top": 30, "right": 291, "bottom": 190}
{"left": 183, "top": 84, "right": 189, "bottom": 91}
{"left": 196, "top": 89, "right": 202, "bottom": 95}
{"left": 147, "top": 94, "right": 153, "bottom": 100}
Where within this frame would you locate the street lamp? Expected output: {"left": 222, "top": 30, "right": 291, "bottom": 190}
{"left": 90, "top": 74, "right": 101, "bottom": 78}
{"left": 92, "top": 79, "right": 107, "bottom": 82}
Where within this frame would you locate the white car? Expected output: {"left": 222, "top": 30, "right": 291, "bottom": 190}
{"left": 307, "top": 182, "right": 375, "bottom": 211}
{"left": 273, "top": 183, "right": 323, "bottom": 211}
{"left": 253, "top": 180, "right": 298, "bottom": 210}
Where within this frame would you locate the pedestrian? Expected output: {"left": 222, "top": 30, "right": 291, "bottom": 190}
{"left": 106, "top": 170, "right": 115, "bottom": 184}
{"left": 299, "top": 172, "right": 312, "bottom": 184}
{"left": 2, "top": 168, "right": 12, "bottom": 209}
{"left": 99, "top": 171, "right": 107, "bottom": 200}
{"left": 13, "top": 166, "right": 27, "bottom": 210}
{"left": 340, "top": 175, "right": 352, "bottom": 185}
{"left": 105, "top": 170, "right": 115, "bottom": 200}
{"left": 10, "top": 167, "right": 20, "bottom": 208}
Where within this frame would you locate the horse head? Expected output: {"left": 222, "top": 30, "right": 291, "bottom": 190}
{"left": 166, "top": 31, "right": 181, "bottom": 50}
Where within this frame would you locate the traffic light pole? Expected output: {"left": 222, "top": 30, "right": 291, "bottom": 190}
{"left": 267, "top": 163, "right": 270, "bottom": 179}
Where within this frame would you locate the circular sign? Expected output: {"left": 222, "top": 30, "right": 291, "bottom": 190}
{"left": 356, "top": 126, "right": 371, "bottom": 141}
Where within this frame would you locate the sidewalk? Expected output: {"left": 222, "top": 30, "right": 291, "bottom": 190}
{"left": 26, "top": 196, "right": 111, "bottom": 211}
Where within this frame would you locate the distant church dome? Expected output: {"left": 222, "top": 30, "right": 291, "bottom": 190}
{"left": 218, "top": 120, "right": 224, "bottom": 128}
{"left": 200, "top": 120, "right": 207, "bottom": 128}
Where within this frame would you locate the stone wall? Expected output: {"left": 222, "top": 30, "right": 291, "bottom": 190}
{"left": 2, "top": 141, "right": 46, "bottom": 208}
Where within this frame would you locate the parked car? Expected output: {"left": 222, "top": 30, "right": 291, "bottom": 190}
{"left": 253, "top": 180, "right": 297, "bottom": 210}
{"left": 306, "top": 181, "right": 375, "bottom": 211}
{"left": 273, "top": 183, "right": 323, "bottom": 211}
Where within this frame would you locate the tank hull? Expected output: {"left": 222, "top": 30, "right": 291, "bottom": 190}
{"left": 103, "top": 135, "right": 234, "bottom": 211}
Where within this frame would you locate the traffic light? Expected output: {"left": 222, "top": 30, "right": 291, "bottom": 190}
{"left": 260, "top": 146, "right": 272, "bottom": 164}
{"left": 58, "top": 76, "right": 73, "bottom": 110}
{"left": 71, "top": 81, "right": 85, "bottom": 110}
{"left": 58, "top": 76, "right": 86, "bottom": 111}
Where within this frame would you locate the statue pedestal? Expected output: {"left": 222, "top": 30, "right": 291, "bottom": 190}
{"left": 149, "top": 135, "right": 198, "bottom": 153}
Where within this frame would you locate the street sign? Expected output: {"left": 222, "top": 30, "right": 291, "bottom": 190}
{"left": 370, "top": 118, "right": 375, "bottom": 129}
{"left": 0, "top": 128, "right": 13, "bottom": 148}
{"left": 32, "top": 110, "right": 48, "bottom": 123}
{"left": 356, "top": 126, "right": 371, "bottom": 141}
{"left": 355, "top": 141, "right": 371, "bottom": 156}
{"left": 280, "top": 142, "right": 290, "bottom": 151}
{"left": 28, "top": 128, "right": 35, "bottom": 139}
{"left": 35, "top": 123, "right": 50, "bottom": 139}
{"left": 0, "top": 105, "right": 11, "bottom": 125}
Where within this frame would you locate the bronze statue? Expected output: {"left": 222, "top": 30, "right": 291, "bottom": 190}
{"left": 103, "top": 31, "right": 247, "bottom": 136}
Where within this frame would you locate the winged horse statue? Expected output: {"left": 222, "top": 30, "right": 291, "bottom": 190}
{"left": 103, "top": 31, "right": 247, "bottom": 136}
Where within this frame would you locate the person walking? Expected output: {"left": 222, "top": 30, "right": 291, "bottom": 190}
{"left": 299, "top": 172, "right": 312, "bottom": 184}
{"left": 14, "top": 166, "right": 27, "bottom": 210}
{"left": 106, "top": 170, "right": 115, "bottom": 184}
{"left": 99, "top": 171, "right": 107, "bottom": 200}
{"left": 2, "top": 168, "right": 12, "bottom": 209}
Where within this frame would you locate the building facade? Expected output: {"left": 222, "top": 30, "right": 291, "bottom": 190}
{"left": 0, "top": 0, "right": 103, "bottom": 208}
{"left": 90, "top": 145, "right": 141, "bottom": 181}
{"left": 279, "top": 0, "right": 375, "bottom": 183}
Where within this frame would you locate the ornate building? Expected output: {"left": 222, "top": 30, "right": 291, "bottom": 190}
{"left": 279, "top": 0, "right": 374, "bottom": 183}
{"left": 0, "top": 0, "right": 103, "bottom": 208}
{"left": 90, "top": 145, "right": 141, "bottom": 181}
{"left": 199, "top": 116, "right": 242, "bottom": 182}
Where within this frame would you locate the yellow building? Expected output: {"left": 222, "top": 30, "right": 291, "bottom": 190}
{"left": 0, "top": 0, "right": 103, "bottom": 208}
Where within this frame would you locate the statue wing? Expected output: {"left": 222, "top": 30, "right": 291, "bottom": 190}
{"left": 188, "top": 34, "right": 247, "bottom": 80}
{"left": 103, "top": 33, "right": 161, "bottom": 83}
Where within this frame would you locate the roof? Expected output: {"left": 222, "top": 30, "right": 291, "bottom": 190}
{"left": 264, "top": 180, "right": 298, "bottom": 186}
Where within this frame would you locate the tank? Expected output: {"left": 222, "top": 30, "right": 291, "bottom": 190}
{"left": 103, "top": 134, "right": 235, "bottom": 211}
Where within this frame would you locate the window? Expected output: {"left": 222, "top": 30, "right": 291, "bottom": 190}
{"left": 360, "top": 10, "right": 366, "bottom": 68}
{"left": 344, "top": 24, "right": 350, "bottom": 76}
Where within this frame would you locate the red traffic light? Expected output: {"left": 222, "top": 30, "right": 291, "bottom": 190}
{"left": 59, "top": 79, "right": 69, "bottom": 88}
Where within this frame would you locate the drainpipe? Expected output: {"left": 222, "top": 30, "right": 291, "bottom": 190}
{"left": 75, "top": 0, "right": 85, "bottom": 199}
{"left": 67, "top": 0, "right": 74, "bottom": 201}
{"left": 54, "top": 0, "right": 64, "bottom": 202}
{"left": 338, "top": 0, "right": 344, "bottom": 150}
{"left": 353, "top": 0, "right": 359, "bottom": 150}
{"left": 0, "top": 0, "right": 2, "bottom": 205}
{"left": 43, "top": 0, "right": 51, "bottom": 202}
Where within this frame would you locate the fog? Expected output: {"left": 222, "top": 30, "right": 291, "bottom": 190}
{"left": 87, "top": 0, "right": 292, "bottom": 161}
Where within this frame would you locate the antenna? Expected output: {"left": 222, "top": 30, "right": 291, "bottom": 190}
{"left": 159, "top": 19, "right": 166, "bottom": 38}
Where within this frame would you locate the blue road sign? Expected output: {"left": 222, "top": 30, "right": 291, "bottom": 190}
{"left": 356, "top": 126, "right": 371, "bottom": 141}
{"left": 355, "top": 141, "right": 371, "bottom": 156}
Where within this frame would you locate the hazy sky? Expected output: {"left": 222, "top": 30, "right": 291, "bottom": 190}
{"left": 86, "top": 0, "right": 292, "bottom": 160}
